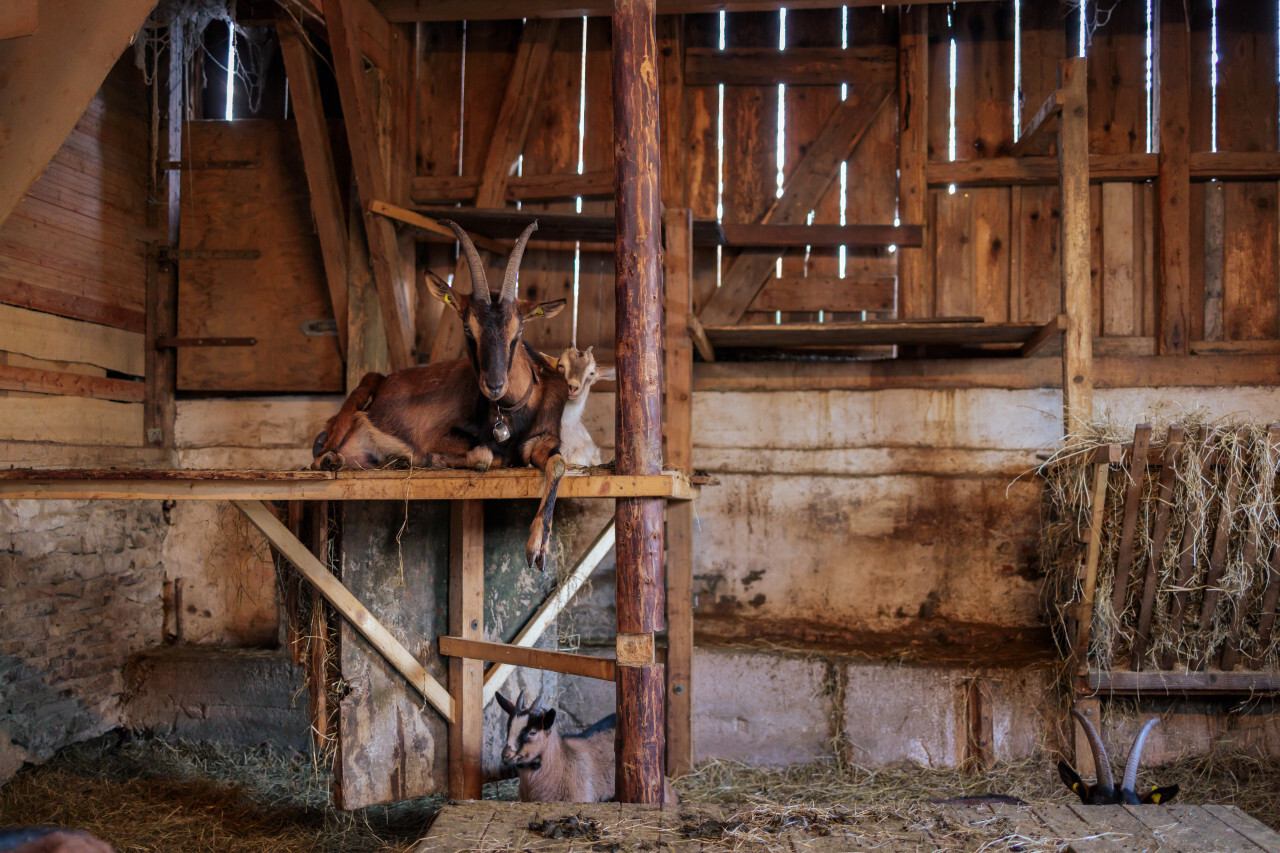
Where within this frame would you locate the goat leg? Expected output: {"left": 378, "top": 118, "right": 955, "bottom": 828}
{"left": 524, "top": 436, "right": 565, "bottom": 571}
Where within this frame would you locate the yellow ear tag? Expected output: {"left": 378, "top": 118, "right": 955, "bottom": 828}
{"left": 532, "top": 307, "right": 544, "bottom": 316}
{"left": 1072, "top": 783, "right": 1080, "bottom": 791}
{"left": 443, "top": 293, "right": 453, "bottom": 305}
{"left": 1151, "top": 793, "right": 1161, "bottom": 803}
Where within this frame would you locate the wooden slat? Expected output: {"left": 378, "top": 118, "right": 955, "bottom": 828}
{"left": 1108, "top": 424, "right": 1152, "bottom": 636}
{"left": 325, "top": 0, "right": 415, "bottom": 370}
{"left": 703, "top": 320, "right": 1047, "bottom": 349}
{"left": 233, "top": 499, "right": 454, "bottom": 722}
{"left": 1059, "top": 57, "right": 1093, "bottom": 425}
{"left": 1131, "top": 426, "right": 1185, "bottom": 670}
{"left": 447, "top": 500, "right": 484, "bottom": 800}
{"left": 697, "top": 75, "right": 894, "bottom": 325}
{"left": 1195, "top": 429, "right": 1246, "bottom": 667}
{"left": 440, "top": 636, "right": 616, "bottom": 682}
{"left": 0, "top": 277, "right": 146, "bottom": 332}
{"left": 1088, "top": 669, "right": 1280, "bottom": 694}
{"left": 1161, "top": 431, "right": 1217, "bottom": 669}
{"left": 1125, "top": 804, "right": 1270, "bottom": 851}
{"left": 143, "top": 244, "right": 174, "bottom": 448}
{"left": 719, "top": 222, "right": 922, "bottom": 248}
{"left": 1010, "top": 88, "right": 1063, "bottom": 158}
{"left": 683, "top": 44, "right": 894, "bottom": 86}
{"left": 1073, "top": 463, "right": 1112, "bottom": 675}
{"left": 1220, "top": 439, "right": 1266, "bottom": 670}
{"left": 897, "top": 4, "right": 930, "bottom": 319}
{"left": 482, "top": 519, "right": 615, "bottom": 705}
{"left": 278, "top": 14, "right": 350, "bottom": 355}
{"left": 1156, "top": 0, "right": 1192, "bottom": 355}
{"left": 0, "top": 363, "right": 144, "bottom": 403}
{"left": 746, "top": 276, "right": 896, "bottom": 314}
{"left": 929, "top": 151, "right": 1280, "bottom": 187}
{"left": 1254, "top": 543, "right": 1280, "bottom": 668}
{"left": 1203, "top": 805, "right": 1280, "bottom": 850}
{"left": 0, "top": 469, "right": 693, "bottom": 501}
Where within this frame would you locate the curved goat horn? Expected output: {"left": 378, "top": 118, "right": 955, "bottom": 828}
{"left": 1121, "top": 717, "right": 1160, "bottom": 794}
{"left": 515, "top": 689, "right": 527, "bottom": 713}
{"left": 500, "top": 221, "right": 539, "bottom": 302}
{"left": 1070, "top": 709, "right": 1115, "bottom": 792}
{"left": 441, "top": 219, "right": 490, "bottom": 304}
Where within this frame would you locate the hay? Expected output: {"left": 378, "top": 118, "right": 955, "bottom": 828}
{"left": 1038, "top": 415, "right": 1280, "bottom": 673}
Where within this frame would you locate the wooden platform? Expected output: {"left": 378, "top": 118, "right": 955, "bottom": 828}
{"left": 702, "top": 319, "right": 1058, "bottom": 353}
{"left": 0, "top": 468, "right": 693, "bottom": 501}
{"left": 412, "top": 800, "right": 1280, "bottom": 853}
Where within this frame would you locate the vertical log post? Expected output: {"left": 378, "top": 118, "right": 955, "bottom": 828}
{"left": 1058, "top": 57, "right": 1092, "bottom": 428}
{"left": 614, "top": 0, "right": 666, "bottom": 804}
{"left": 448, "top": 500, "right": 485, "bottom": 800}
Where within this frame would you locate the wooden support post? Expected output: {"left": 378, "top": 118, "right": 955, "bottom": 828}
{"left": 278, "top": 14, "right": 350, "bottom": 356}
{"left": 658, "top": 14, "right": 686, "bottom": 209}
{"left": 326, "top": 0, "right": 416, "bottom": 370}
{"left": 1058, "top": 57, "right": 1093, "bottom": 428}
{"left": 663, "top": 208, "right": 694, "bottom": 776}
{"left": 448, "top": 500, "right": 484, "bottom": 800}
{"left": 614, "top": 0, "right": 666, "bottom": 804}
{"left": 897, "top": 4, "right": 929, "bottom": 319}
{"left": 1155, "top": 0, "right": 1192, "bottom": 355}
{"left": 1073, "top": 462, "right": 1110, "bottom": 678}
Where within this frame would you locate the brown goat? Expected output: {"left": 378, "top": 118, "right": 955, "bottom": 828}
{"left": 310, "top": 220, "right": 570, "bottom": 570}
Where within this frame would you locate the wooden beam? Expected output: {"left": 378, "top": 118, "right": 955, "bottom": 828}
{"left": 429, "top": 18, "right": 560, "bottom": 363}
{"left": 278, "top": 14, "right": 350, "bottom": 355}
{"left": 1019, "top": 314, "right": 1066, "bottom": 357}
{"left": 0, "top": 0, "right": 157, "bottom": 229}
{"left": 897, "top": 5, "right": 929, "bottom": 319}
{"left": 370, "top": 200, "right": 508, "bottom": 253}
{"left": 1010, "top": 89, "right": 1063, "bottom": 158}
{"left": 1058, "top": 57, "right": 1093, "bottom": 425}
{"left": 439, "top": 636, "right": 616, "bottom": 682}
{"left": 483, "top": 520, "right": 616, "bottom": 706}
{"left": 377, "top": 0, "right": 992, "bottom": 22}
{"left": 683, "top": 45, "right": 895, "bottom": 86}
{"left": 0, "top": 469, "right": 694, "bottom": 501}
{"left": 698, "top": 76, "right": 895, "bottom": 326}
{"left": 1085, "top": 670, "right": 1280, "bottom": 695}
{"left": 0, "top": 364, "right": 144, "bottom": 403}
{"left": 720, "top": 223, "right": 923, "bottom": 248}
{"left": 687, "top": 312, "right": 715, "bottom": 362}
{"left": 448, "top": 500, "right": 484, "bottom": 800}
{"left": 233, "top": 499, "right": 455, "bottom": 722}
{"left": 0, "top": 0, "right": 38, "bottom": 40}
{"left": 928, "top": 152, "right": 1280, "bottom": 187}
{"left": 1155, "top": 0, "right": 1191, "bottom": 355}
{"left": 325, "top": 0, "right": 416, "bottom": 370}
{"left": 143, "top": 245, "right": 176, "bottom": 448}
{"left": 658, "top": 14, "right": 686, "bottom": 209}
{"left": 662, "top": 208, "right": 694, "bottom": 777}
{"left": 703, "top": 320, "right": 1049, "bottom": 349}
{"left": 409, "top": 170, "right": 615, "bottom": 205}
{"left": 614, "top": 0, "right": 665, "bottom": 805}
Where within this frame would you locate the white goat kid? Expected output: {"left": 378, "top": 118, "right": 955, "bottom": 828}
{"left": 496, "top": 691, "right": 678, "bottom": 804}
{"left": 550, "top": 346, "right": 615, "bottom": 468}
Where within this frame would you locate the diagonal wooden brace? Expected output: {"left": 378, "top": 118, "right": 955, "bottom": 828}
{"left": 233, "top": 499, "right": 455, "bottom": 722}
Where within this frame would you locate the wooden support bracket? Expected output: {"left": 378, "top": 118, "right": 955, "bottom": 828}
{"left": 1019, "top": 314, "right": 1066, "bottom": 357}
{"left": 1011, "top": 89, "right": 1064, "bottom": 157}
{"left": 687, "top": 313, "right": 715, "bottom": 362}
{"left": 369, "top": 199, "right": 509, "bottom": 254}
{"left": 232, "top": 499, "right": 455, "bottom": 722}
{"left": 440, "top": 636, "right": 617, "bottom": 682}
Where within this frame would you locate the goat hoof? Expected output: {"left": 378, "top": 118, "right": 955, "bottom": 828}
{"left": 316, "top": 451, "right": 341, "bottom": 471}
{"left": 474, "top": 459, "right": 491, "bottom": 473}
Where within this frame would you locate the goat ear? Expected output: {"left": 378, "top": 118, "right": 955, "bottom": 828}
{"left": 522, "top": 298, "right": 567, "bottom": 321}
{"left": 496, "top": 692, "right": 515, "bottom": 716}
{"left": 1143, "top": 784, "right": 1179, "bottom": 805}
{"left": 596, "top": 364, "right": 617, "bottom": 382}
{"left": 541, "top": 708, "right": 556, "bottom": 730}
{"left": 1057, "top": 760, "right": 1086, "bottom": 800}
{"left": 425, "top": 271, "right": 467, "bottom": 315}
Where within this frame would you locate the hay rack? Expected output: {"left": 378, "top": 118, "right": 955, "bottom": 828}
{"left": 1049, "top": 422, "right": 1280, "bottom": 697}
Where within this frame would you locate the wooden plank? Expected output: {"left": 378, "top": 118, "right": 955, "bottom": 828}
{"left": 1059, "top": 57, "right": 1093, "bottom": 425}
{"left": 0, "top": 277, "right": 145, "bottom": 333}
{"left": 658, "top": 14, "right": 685, "bottom": 209}
{"left": 0, "top": 303, "right": 144, "bottom": 377}
{"left": 0, "top": 0, "right": 156, "bottom": 229}
{"left": 143, "top": 245, "right": 174, "bottom": 447}
{"left": 232, "top": 499, "right": 454, "bottom": 722}
{"left": 439, "top": 636, "right": 616, "bottom": 682}
{"left": 0, "top": 363, "right": 144, "bottom": 403}
{"left": 1220, "top": 443, "right": 1267, "bottom": 671}
{"left": 1254, "top": 543, "right": 1280, "bottom": 667}
{"left": 898, "top": 4, "right": 929, "bottom": 319}
{"left": 929, "top": 151, "right": 1280, "bottom": 186}
{"left": 1020, "top": 315, "right": 1066, "bottom": 357}
{"left": 278, "top": 14, "right": 350, "bottom": 355}
{"left": 1203, "top": 805, "right": 1280, "bottom": 851}
{"left": 1108, "top": 424, "right": 1151, "bottom": 639}
{"left": 429, "top": 18, "right": 560, "bottom": 363}
{"left": 1223, "top": 183, "right": 1280, "bottom": 340}
{"left": 1203, "top": 179, "right": 1225, "bottom": 341}
{"left": 1131, "top": 426, "right": 1185, "bottom": 670}
{"left": 0, "top": 469, "right": 693, "bottom": 501}
{"left": 1155, "top": 0, "right": 1192, "bottom": 355}
{"left": 1124, "top": 804, "right": 1270, "bottom": 852}
{"left": 1161, "top": 429, "right": 1216, "bottom": 669}
{"left": 698, "top": 75, "right": 894, "bottom": 325}
{"left": 1032, "top": 803, "right": 1147, "bottom": 853}
{"left": 409, "top": 170, "right": 615, "bottom": 205}
{"left": 448, "top": 500, "right": 484, "bottom": 800}
{"left": 380, "top": 0, "right": 989, "bottom": 21}
{"left": 747, "top": 276, "right": 896, "bottom": 314}
{"left": 703, "top": 320, "right": 1047, "bottom": 349}
{"left": 1101, "top": 183, "right": 1138, "bottom": 337}
{"left": 1196, "top": 430, "right": 1246, "bottom": 666}
{"left": 1010, "top": 89, "right": 1063, "bottom": 158}
{"left": 684, "top": 44, "right": 894, "bottom": 86}
{"left": 483, "top": 520, "right": 615, "bottom": 705}
{"left": 720, "top": 223, "right": 922, "bottom": 248}
{"left": 1073, "top": 463, "right": 1111, "bottom": 675}
{"left": 326, "top": 0, "right": 415, "bottom": 370}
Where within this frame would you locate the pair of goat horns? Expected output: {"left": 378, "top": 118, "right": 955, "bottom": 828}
{"left": 441, "top": 219, "right": 538, "bottom": 304}
{"left": 1072, "top": 709, "right": 1160, "bottom": 793}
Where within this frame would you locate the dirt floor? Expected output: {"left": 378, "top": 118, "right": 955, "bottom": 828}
{"left": 1, "top": 732, "right": 1279, "bottom": 852}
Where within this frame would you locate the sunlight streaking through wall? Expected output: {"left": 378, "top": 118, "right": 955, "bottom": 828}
{"left": 1211, "top": 0, "right": 1219, "bottom": 152}
{"left": 776, "top": 8, "right": 787, "bottom": 199}
{"left": 572, "top": 16, "right": 588, "bottom": 347}
{"left": 1013, "top": 0, "right": 1022, "bottom": 141}
{"left": 1145, "top": 0, "right": 1154, "bottom": 152}
{"left": 1078, "top": 0, "right": 1087, "bottom": 57}
{"left": 225, "top": 25, "right": 236, "bottom": 120}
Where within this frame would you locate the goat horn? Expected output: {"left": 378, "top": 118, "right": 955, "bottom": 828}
{"left": 1070, "top": 709, "right": 1115, "bottom": 792}
{"left": 440, "top": 219, "right": 490, "bottom": 304}
{"left": 1121, "top": 718, "right": 1160, "bottom": 794}
{"left": 500, "top": 221, "right": 539, "bottom": 302}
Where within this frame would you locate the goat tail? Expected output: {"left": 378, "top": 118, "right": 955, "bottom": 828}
{"left": 312, "top": 372, "right": 386, "bottom": 469}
